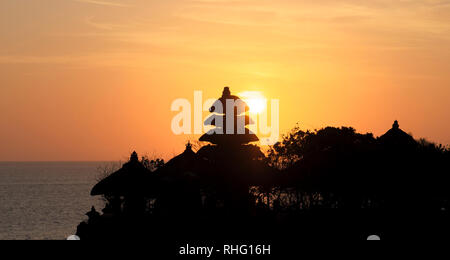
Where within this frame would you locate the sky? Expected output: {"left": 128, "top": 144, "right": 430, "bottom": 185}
{"left": 1, "top": 0, "right": 450, "bottom": 161}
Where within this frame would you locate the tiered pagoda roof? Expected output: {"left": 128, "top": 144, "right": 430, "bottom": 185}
{"left": 199, "top": 87, "right": 259, "bottom": 145}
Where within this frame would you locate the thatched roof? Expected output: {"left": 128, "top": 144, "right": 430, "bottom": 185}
{"left": 208, "top": 87, "right": 249, "bottom": 114}
{"left": 199, "top": 128, "right": 259, "bottom": 145}
{"left": 91, "top": 152, "right": 154, "bottom": 196}
{"left": 200, "top": 87, "right": 259, "bottom": 145}
{"left": 378, "top": 120, "right": 417, "bottom": 147}
{"left": 204, "top": 114, "right": 254, "bottom": 127}
{"left": 154, "top": 143, "right": 204, "bottom": 183}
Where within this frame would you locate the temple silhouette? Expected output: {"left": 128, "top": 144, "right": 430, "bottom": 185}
{"left": 76, "top": 87, "right": 450, "bottom": 241}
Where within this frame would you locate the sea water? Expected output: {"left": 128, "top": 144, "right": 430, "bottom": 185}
{"left": 0, "top": 162, "right": 108, "bottom": 240}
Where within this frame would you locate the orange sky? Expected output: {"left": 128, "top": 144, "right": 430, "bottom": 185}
{"left": 1, "top": 0, "right": 449, "bottom": 161}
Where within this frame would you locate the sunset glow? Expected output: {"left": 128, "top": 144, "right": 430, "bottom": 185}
{"left": 239, "top": 91, "right": 267, "bottom": 114}
{"left": 1, "top": 0, "right": 450, "bottom": 161}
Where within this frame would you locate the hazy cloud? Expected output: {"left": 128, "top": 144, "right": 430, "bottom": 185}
{"left": 84, "top": 17, "right": 129, "bottom": 30}
{"left": 75, "top": 0, "right": 130, "bottom": 7}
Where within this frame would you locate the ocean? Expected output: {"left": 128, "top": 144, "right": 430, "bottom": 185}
{"left": 0, "top": 162, "right": 108, "bottom": 240}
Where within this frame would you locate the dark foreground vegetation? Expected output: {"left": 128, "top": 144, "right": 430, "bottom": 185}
{"left": 76, "top": 88, "right": 450, "bottom": 241}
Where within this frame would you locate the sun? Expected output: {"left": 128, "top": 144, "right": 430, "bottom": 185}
{"left": 238, "top": 91, "right": 267, "bottom": 114}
